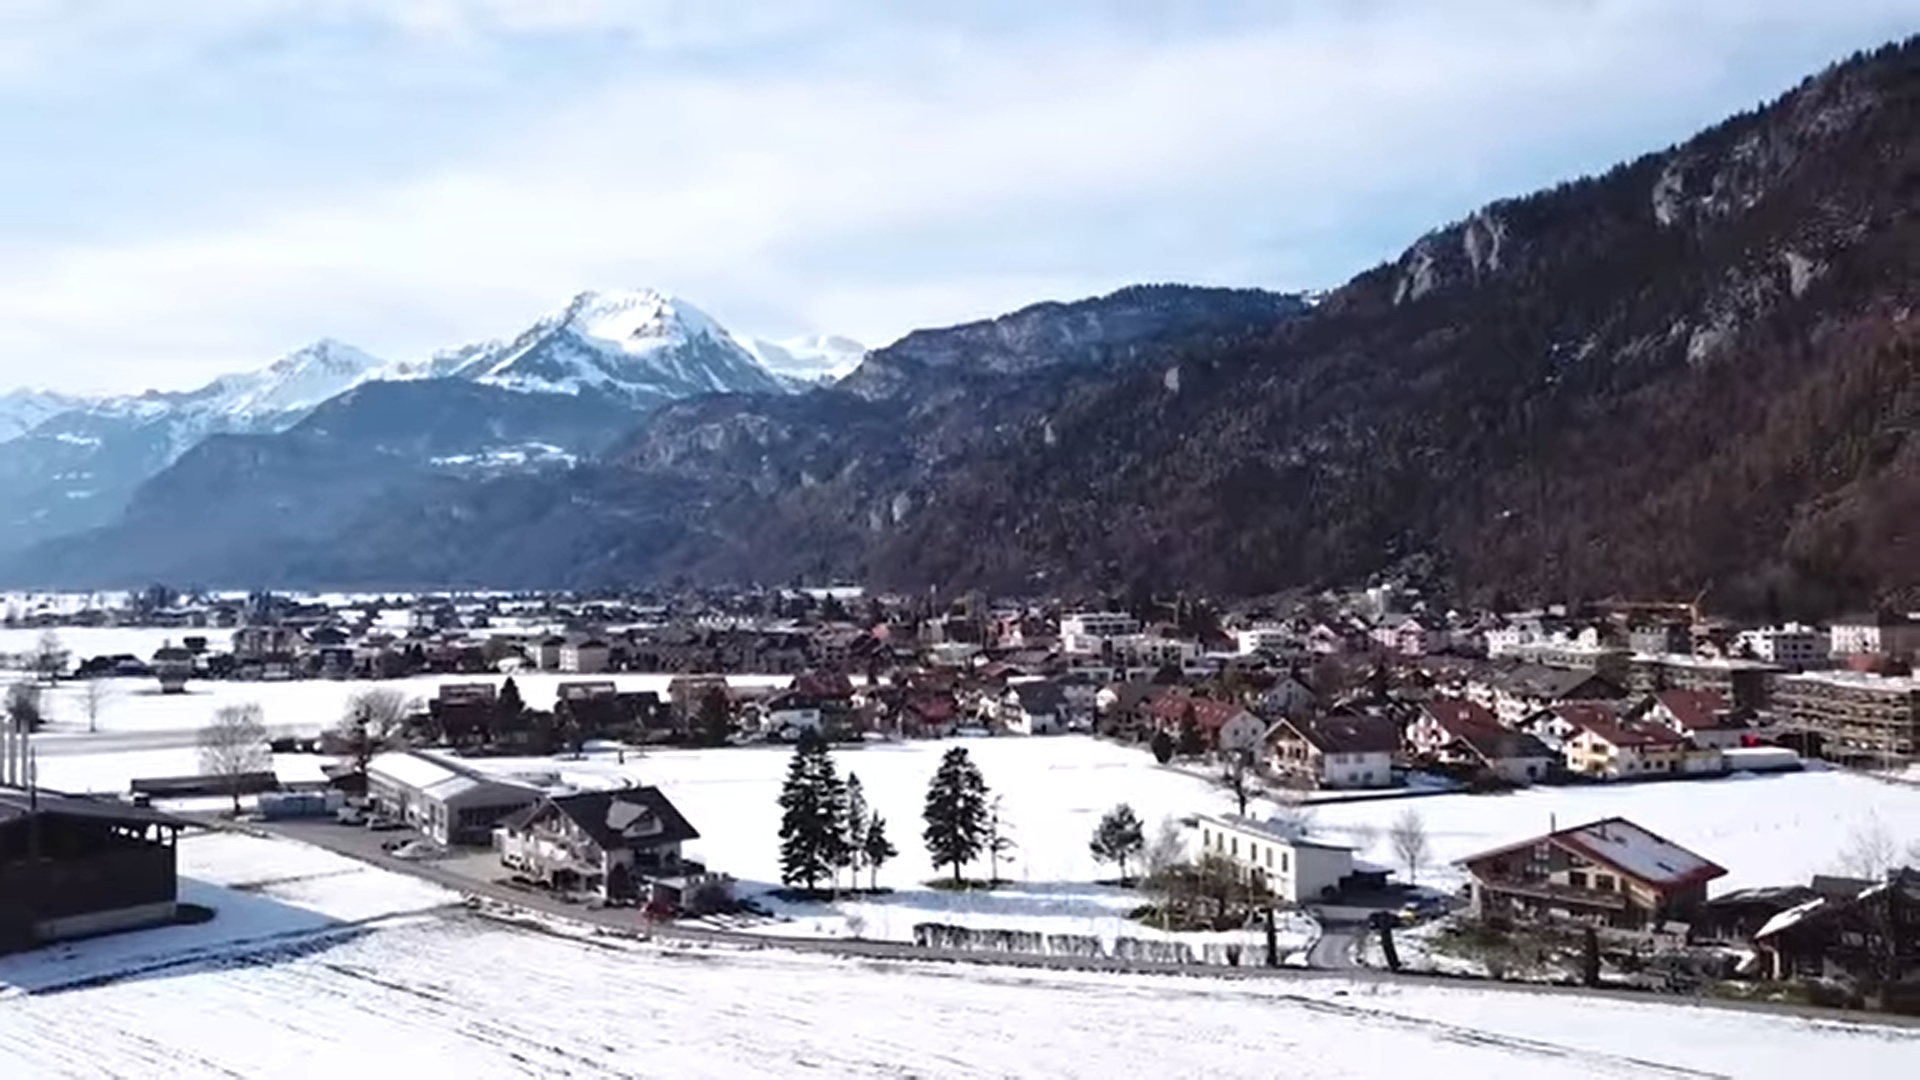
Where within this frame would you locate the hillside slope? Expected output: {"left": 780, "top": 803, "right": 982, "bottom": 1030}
{"left": 864, "top": 38, "right": 1920, "bottom": 614}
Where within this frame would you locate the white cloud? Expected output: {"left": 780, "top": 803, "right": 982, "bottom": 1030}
{"left": 0, "top": 1, "right": 1911, "bottom": 393}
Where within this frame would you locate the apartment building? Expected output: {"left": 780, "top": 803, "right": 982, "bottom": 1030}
{"left": 1775, "top": 670, "right": 1920, "bottom": 764}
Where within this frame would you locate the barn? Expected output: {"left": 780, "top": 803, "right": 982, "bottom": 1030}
{"left": 0, "top": 787, "right": 184, "bottom": 953}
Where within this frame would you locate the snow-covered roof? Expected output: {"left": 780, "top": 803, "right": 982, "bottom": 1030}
{"left": 1459, "top": 816, "right": 1726, "bottom": 891}
{"left": 1556, "top": 818, "right": 1726, "bottom": 888}
{"left": 368, "top": 750, "right": 463, "bottom": 791}
{"left": 1755, "top": 897, "right": 1827, "bottom": 939}
{"left": 1201, "top": 813, "right": 1353, "bottom": 852}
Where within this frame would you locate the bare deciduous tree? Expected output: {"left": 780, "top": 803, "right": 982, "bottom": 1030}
{"left": 31, "top": 630, "right": 69, "bottom": 684}
{"left": 1835, "top": 812, "right": 1901, "bottom": 880}
{"left": 1390, "top": 808, "right": 1431, "bottom": 884}
{"left": 199, "top": 703, "right": 271, "bottom": 814}
{"left": 79, "top": 678, "right": 114, "bottom": 734}
{"left": 1142, "top": 815, "right": 1187, "bottom": 880}
{"left": 338, "top": 687, "right": 413, "bottom": 772}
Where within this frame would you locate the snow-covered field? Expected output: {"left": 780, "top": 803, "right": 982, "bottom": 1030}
{"left": 1, "top": 906, "right": 1914, "bottom": 1079}
{"left": 1308, "top": 767, "right": 1920, "bottom": 893}
{"left": 0, "top": 763, "right": 1916, "bottom": 1076}
{"left": 456, "top": 737, "right": 1920, "bottom": 946}
{"left": 17, "top": 673, "right": 798, "bottom": 794}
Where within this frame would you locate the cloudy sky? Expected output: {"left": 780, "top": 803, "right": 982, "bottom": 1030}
{"left": 0, "top": 1, "right": 1913, "bottom": 394}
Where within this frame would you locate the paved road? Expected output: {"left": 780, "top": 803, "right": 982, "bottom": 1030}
{"left": 213, "top": 817, "right": 1920, "bottom": 1029}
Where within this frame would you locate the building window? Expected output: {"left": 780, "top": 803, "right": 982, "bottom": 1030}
{"left": 1568, "top": 871, "right": 1588, "bottom": 889}
{"left": 1281, "top": 851, "right": 1289, "bottom": 873}
{"left": 1265, "top": 847, "right": 1273, "bottom": 867}
{"left": 1230, "top": 837, "right": 1238, "bottom": 857}
{"left": 1594, "top": 875, "right": 1614, "bottom": 892}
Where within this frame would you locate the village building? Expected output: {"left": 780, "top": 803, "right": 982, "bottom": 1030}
{"left": 1194, "top": 814, "right": 1383, "bottom": 904}
{"left": 559, "top": 637, "right": 612, "bottom": 675}
{"left": 1636, "top": 688, "right": 1758, "bottom": 750}
{"left": 1828, "top": 613, "right": 1920, "bottom": 662}
{"left": 1753, "top": 868, "right": 1920, "bottom": 986}
{"left": 1626, "top": 653, "right": 1779, "bottom": 711}
{"left": 366, "top": 749, "right": 545, "bottom": 846}
{"left": 0, "top": 780, "right": 184, "bottom": 952}
{"left": 998, "top": 679, "right": 1068, "bottom": 735}
{"left": 1410, "top": 698, "right": 1557, "bottom": 785}
{"left": 496, "top": 787, "right": 702, "bottom": 902}
{"left": 1266, "top": 712, "right": 1398, "bottom": 789}
{"left": 152, "top": 642, "right": 194, "bottom": 694}
{"left": 1457, "top": 817, "right": 1726, "bottom": 930}
{"left": 1467, "top": 665, "right": 1626, "bottom": 727}
{"left": 1058, "top": 612, "right": 1140, "bottom": 655}
{"left": 1734, "top": 624, "right": 1830, "bottom": 668}
{"left": 1554, "top": 702, "right": 1707, "bottom": 778}
{"left": 1774, "top": 669, "right": 1919, "bottom": 765}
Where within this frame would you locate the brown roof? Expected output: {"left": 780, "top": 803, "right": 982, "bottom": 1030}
{"left": 1458, "top": 816, "right": 1727, "bottom": 892}
{"left": 1277, "top": 712, "right": 1400, "bottom": 755}
{"left": 1422, "top": 697, "right": 1501, "bottom": 737}
{"left": 1556, "top": 702, "right": 1686, "bottom": 749}
{"left": 1652, "top": 689, "right": 1748, "bottom": 733}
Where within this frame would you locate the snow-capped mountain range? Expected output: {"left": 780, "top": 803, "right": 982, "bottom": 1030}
{"left": 0, "top": 288, "right": 864, "bottom": 553}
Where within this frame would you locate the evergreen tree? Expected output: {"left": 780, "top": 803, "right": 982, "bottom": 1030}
{"left": 842, "top": 773, "right": 870, "bottom": 888}
{"left": 696, "top": 686, "right": 734, "bottom": 748}
{"left": 777, "top": 732, "right": 846, "bottom": 893}
{"left": 493, "top": 676, "right": 526, "bottom": 744}
{"left": 861, "top": 812, "right": 898, "bottom": 891}
{"left": 1150, "top": 728, "right": 1176, "bottom": 764}
{"left": 923, "top": 746, "right": 989, "bottom": 883}
{"left": 1089, "top": 802, "right": 1146, "bottom": 884}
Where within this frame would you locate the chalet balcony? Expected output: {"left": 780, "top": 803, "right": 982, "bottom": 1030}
{"left": 1476, "top": 876, "right": 1632, "bottom": 912}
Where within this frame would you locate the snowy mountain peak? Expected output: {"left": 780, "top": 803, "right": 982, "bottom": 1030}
{"left": 194, "top": 338, "right": 388, "bottom": 422}
{"left": 0, "top": 388, "right": 93, "bottom": 443}
{"left": 559, "top": 289, "right": 730, "bottom": 348}
{"left": 451, "top": 288, "right": 792, "bottom": 404}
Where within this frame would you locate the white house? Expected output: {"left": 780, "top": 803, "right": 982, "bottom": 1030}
{"left": 1059, "top": 612, "right": 1140, "bottom": 654}
{"left": 1734, "top": 624, "right": 1829, "bottom": 668}
{"left": 1194, "top": 814, "right": 1367, "bottom": 904}
{"left": 1640, "top": 688, "right": 1755, "bottom": 750}
{"left": 762, "top": 691, "right": 824, "bottom": 739}
{"left": 1000, "top": 680, "right": 1068, "bottom": 735}
{"left": 1234, "top": 625, "right": 1293, "bottom": 655}
{"left": 1267, "top": 714, "right": 1398, "bottom": 790}
{"left": 1828, "top": 614, "right": 1920, "bottom": 661}
{"left": 1215, "top": 709, "right": 1268, "bottom": 756}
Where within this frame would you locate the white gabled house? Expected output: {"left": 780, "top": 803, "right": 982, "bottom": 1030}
{"left": 1194, "top": 814, "right": 1383, "bottom": 904}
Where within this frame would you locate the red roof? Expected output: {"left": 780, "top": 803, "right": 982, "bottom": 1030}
{"left": 1653, "top": 688, "right": 1742, "bottom": 733}
{"left": 1423, "top": 697, "right": 1502, "bottom": 737}
{"left": 1556, "top": 702, "right": 1686, "bottom": 749}
{"left": 1458, "top": 817, "right": 1727, "bottom": 893}
{"left": 1148, "top": 694, "right": 1247, "bottom": 733}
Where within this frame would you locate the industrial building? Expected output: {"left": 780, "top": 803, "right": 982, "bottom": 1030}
{"left": 366, "top": 749, "right": 545, "bottom": 846}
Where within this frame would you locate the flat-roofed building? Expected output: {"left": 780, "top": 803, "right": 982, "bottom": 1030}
{"left": 1775, "top": 670, "right": 1920, "bottom": 765}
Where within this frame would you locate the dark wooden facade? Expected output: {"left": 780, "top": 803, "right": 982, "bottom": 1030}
{"left": 0, "top": 795, "right": 182, "bottom": 952}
